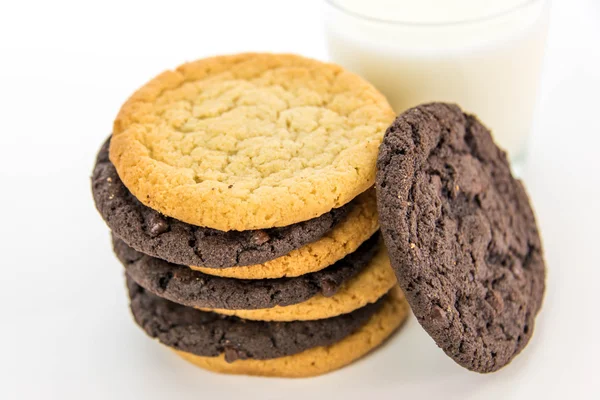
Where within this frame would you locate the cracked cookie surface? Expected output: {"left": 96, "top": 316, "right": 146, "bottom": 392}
{"left": 115, "top": 234, "right": 379, "bottom": 310}
{"left": 110, "top": 53, "right": 395, "bottom": 231}
{"left": 376, "top": 103, "right": 545, "bottom": 373}
{"left": 93, "top": 138, "right": 351, "bottom": 268}
{"left": 127, "top": 277, "right": 383, "bottom": 362}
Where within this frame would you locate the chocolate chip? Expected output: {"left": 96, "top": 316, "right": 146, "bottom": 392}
{"left": 251, "top": 230, "right": 270, "bottom": 246}
{"left": 507, "top": 288, "right": 523, "bottom": 303}
{"left": 319, "top": 277, "right": 341, "bottom": 297}
{"left": 195, "top": 277, "right": 206, "bottom": 285}
{"left": 511, "top": 263, "right": 524, "bottom": 279}
{"left": 223, "top": 345, "right": 248, "bottom": 363}
{"left": 429, "top": 306, "right": 447, "bottom": 321}
{"left": 147, "top": 213, "right": 169, "bottom": 237}
{"left": 486, "top": 290, "right": 505, "bottom": 313}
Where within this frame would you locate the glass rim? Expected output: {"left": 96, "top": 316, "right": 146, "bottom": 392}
{"left": 324, "top": 0, "right": 547, "bottom": 27}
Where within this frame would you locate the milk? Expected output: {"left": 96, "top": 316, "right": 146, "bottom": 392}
{"left": 325, "top": 0, "right": 549, "bottom": 163}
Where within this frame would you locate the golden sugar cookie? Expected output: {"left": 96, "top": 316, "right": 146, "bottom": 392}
{"left": 192, "top": 190, "right": 378, "bottom": 279}
{"left": 174, "top": 286, "right": 409, "bottom": 378}
{"left": 110, "top": 53, "right": 395, "bottom": 231}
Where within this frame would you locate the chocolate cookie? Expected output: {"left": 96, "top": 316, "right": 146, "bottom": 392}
{"left": 127, "top": 277, "right": 383, "bottom": 362}
{"left": 115, "top": 233, "right": 379, "bottom": 310}
{"left": 174, "top": 287, "right": 409, "bottom": 377}
{"left": 93, "top": 138, "right": 353, "bottom": 269}
{"left": 376, "top": 103, "right": 545, "bottom": 373}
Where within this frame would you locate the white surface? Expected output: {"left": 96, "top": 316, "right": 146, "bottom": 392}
{"left": 0, "top": 1, "right": 598, "bottom": 399}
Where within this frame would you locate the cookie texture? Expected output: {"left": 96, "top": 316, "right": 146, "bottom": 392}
{"left": 376, "top": 103, "right": 545, "bottom": 373}
{"left": 201, "top": 242, "right": 397, "bottom": 321}
{"left": 193, "top": 190, "right": 379, "bottom": 279}
{"left": 174, "top": 286, "right": 409, "bottom": 377}
{"left": 93, "top": 138, "right": 351, "bottom": 268}
{"left": 110, "top": 53, "right": 395, "bottom": 231}
{"left": 127, "top": 277, "right": 383, "bottom": 362}
{"left": 115, "top": 234, "right": 379, "bottom": 310}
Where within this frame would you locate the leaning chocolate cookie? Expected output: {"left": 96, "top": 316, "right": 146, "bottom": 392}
{"left": 376, "top": 103, "right": 545, "bottom": 373}
{"left": 93, "top": 138, "right": 352, "bottom": 268}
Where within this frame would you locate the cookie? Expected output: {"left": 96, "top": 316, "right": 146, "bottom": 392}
{"left": 201, "top": 241, "right": 397, "bottom": 321}
{"left": 115, "top": 234, "right": 379, "bottom": 310}
{"left": 127, "top": 277, "right": 384, "bottom": 362}
{"left": 376, "top": 103, "right": 546, "bottom": 373}
{"left": 174, "top": 286, "right": 408, "bottom": 377}
{"left": 110, "top": 53, "right": 395, "bottom": 231}
{"left": 192, "top": 190, "right": 379, "bottom": 279}
{"left": 93, "top": 138, "right": 352, "bottom": 268}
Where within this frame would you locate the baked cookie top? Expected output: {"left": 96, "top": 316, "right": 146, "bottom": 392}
{"left": 376, "top": 103, "right": 545, "bottom": 373}
{"left": 110, "top": 53, "right": 395, "bottom": 231}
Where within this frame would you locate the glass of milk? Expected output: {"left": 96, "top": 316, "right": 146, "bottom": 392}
{"left": 324, "top": 0, "right": 550, "bottom": 169}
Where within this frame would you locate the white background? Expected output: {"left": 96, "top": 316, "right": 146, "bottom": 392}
{"left": 0, "top": 1, "right": 598, "bottom": 399}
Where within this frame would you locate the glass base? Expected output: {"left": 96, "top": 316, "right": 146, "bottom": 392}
{"left": 509, "top": 150, "right": 528, "bottom": 178}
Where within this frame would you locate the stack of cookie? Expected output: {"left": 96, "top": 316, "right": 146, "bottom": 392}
{"left": 93, "top": 53, "right": 408, "bottom": 377}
